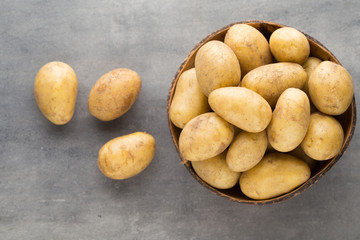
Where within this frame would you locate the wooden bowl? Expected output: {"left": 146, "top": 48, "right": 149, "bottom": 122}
{"left": 167, "top": 20, "right": 356, "bottom": 205}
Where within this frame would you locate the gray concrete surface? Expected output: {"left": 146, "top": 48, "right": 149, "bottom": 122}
{"left": 1, "top": 0, "right": 360, "bottom": 239}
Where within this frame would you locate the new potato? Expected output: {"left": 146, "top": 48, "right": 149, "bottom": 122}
{"left": 98, "top": 132, "right": 156, "bottom": 180}
{"left": 240, "top": 153, "right": 311, "bottom": 200}
{"left": 224, "top": 24, "right": 272, "bottom": 75}
{"left": 241, "top": 62, "right": 307, "bottom": 108}
{"left": 34, "top": 61, "right": 78, "bottom": 125}
{"left": 195, "top": 40, "right": 241, "bottom": 96}
{"left": 192, "top": 151, "right": 241, "bottom": 189}
{"left": 301, "top": 57, "right": 322, "bottom": 96}
{"left": 169, "top": 68, "right": 210, "bottom": 128}
{"left": 179, "top": 112, "right": 234, "bottom": 161}
{"left": 88, "top": 68, "right": 141, "bottom": 121}
{"left": 208, "top": 87, "right": 272, "bottom": 133}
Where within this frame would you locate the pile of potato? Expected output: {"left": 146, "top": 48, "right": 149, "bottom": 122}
{"left": 169, "top": 24, "right": 354, "bottom": 200}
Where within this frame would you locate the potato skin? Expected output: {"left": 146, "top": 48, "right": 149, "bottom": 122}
{"left": 301, "top": 57, "right": 322, "bottom": 96}
{"left": 192, "top": 151, "right": 241, "bottom": 189}
{"left": 241, "top": 63, "right": 307, "bottom": 108}
{"left": 267, "top": 88, "right": 310, "bottom": 152}
{"left": 34, "top": 61, "right": 78, "bottom": 125}
{"left": 195, "top": 40, "right": 241, "bottom": 96}
{"left": 301, "top": 113, "right": 344, "bottom": 161}
{"left": 179, "top": 112, "right": 234, "bottom": 161}
{"left": 88, "top": 68, "right": 141, "bottom": 121}
{"left": 208, "top": 87, "right": 272, "bottom": 133}
{"left": 98, "top": 132, "right": 156, "bottom": 180}
{"left": 308, "top": 61, "right": 353, "bottom": 115}
{"left": 224, "top": 24, "right": 272, "bottom": 76}
{"left": 226, "top": 130, "right": 267, "bottom": 172}
{"left": 240, "top": 153, "right": 310, "bottom": 200}
{"left": 169, "top": 68, "right": 210, "bottom": 128}
{"left": 269, "top": 27, "right": 310, "bottom": 64}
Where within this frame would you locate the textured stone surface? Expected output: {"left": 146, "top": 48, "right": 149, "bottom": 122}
{"left": 1, "top": 0, "right": 360, "bottom": 239}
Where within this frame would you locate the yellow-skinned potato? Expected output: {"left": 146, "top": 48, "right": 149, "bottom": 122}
{"left": 269, "top": 27, "right": 310, "bottom": 64}
{"left": 308, "top": 61, "right": 353, "bottom": 115}
{"left": 192, "top": 151, "right": 241, "bottom": 189}
{"left": 301, "top": 113, "right": 344, "bottom": 161}
{"left": 267, "top": 88, "right": 310, "bottom": 152}
{"left": 241, "top": 63, "right": 307, "bottom": 108}
{"left": 195, "top": 40, "right": 241, "bottom": 96}
{"left": 169, "top": 68, "right": 210, "bottom": 128}
{"left": 226, "top": 130, "right": 267, "bottom": 172}
{"left": 289, "top": 146, "right": 317, "bottom": 171}
{"left": 179, "top": 112, "right": 234, "bottom": 161}
{"left": 34, "top": 61, "right": 78, "bottom": 125}
{"left": 301, "top": 57, "right": 322, "bottom": 96}
{"left": 208, "top": 87, "right": 272, "bottom": 133}
{"left": 88, "top": 68, "right": 141, "bottom": 121}
{"left": 240, "top": 153, "right": 311, "bottom": 200}
{"left": 224, "top": 24, "right": 272, "bottom": 76}
{"left": 98, "top": 132, "right": 156, "bottom": 180}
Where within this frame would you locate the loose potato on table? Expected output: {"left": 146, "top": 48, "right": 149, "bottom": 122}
{"left": 169, "top": 68, "right": 210, "bottom": 128}
{"left": 98, "top": 132, "right": 156, "bottom": 180}
{"left": 34, "top": 61, "right": 78, "bottom": 125}
{"left": 267, "top": 88, "right": 310, "bottom": 152}
{"left": 195, "top": 40, "right": 241, "bottom": 96}
{"left": 224, "top": 24, "right": 272, "bottom": 76}
{"left": 240, "top": 153, "right": 311, "bottom": 200}
{"left": 269, "top": 27, "right": 310, "bottom": 64}
{"left": 208, "top": 87, "right": 272, "bottom": 133}
{"left": 308, "top": 61, "right": 353, "bottom": 115}
{"left": 241, "top": 62, "right": 307, "bottom": 108}
{"left": 301, "top": 112, "right": 344, "bottom": 161}
{"left": 226, "top": 130, "right": 267, "bottom": 172}
{"left": 192, "top": 151, "right": 241, "bottom": 189}
{"left": 88, "top": 68, "right": 141, "bottom": 121}
{"left": 179, "top": 112, "right": 234, "bottom": 162}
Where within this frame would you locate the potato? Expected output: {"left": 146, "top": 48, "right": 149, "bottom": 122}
{"left": 301, "top": 113, "right": 344, "bottom": 161}
{"left": 179, "top": 112, "right": 234, "bottom": 161}
{"left": 88, "top": 68, "right": 141, "bottom": 121}
{"left": 241, "top": 63, "right": 307, "bottom": 107}
{"left": 195, "top": 40, "right": 241, "bottom": 96}
{"left": 269, "top": 27, "right": 310, "bottom": 64}
{"left": 289, "top": 146, "right": 317, "bottom": 171}
{"left": 208, "top": 87, "right": 272, "bottom": 133}
{"left": 98, "top": 132, "right": 156, "bottom": 180}
{"left": 240, "top": 153, "right": 310, "bottom": 200}
{"left": 267, "top": 88, "right": 310, "bottom": 152}
{"left": 308, "top": 61, "right": 353, "bottom": 115}
{"left": 301, "top": 57, "right": 322, "bottom": 96}
{"left": 169, "top": 68, "right": 210, "bottom": 128}
{"left": 34, "top": 61, "right": 78, "bottom": 125}
{"left": 226, "top": 130, "right": 267, "bottom": 172}
{"left": 224, "top": 24, "right": 272, "bottom": 76}
{"left": 192, "top": 151, "right": 241, "bottom": 189}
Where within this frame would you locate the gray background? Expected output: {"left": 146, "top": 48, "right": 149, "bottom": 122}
{"left": 1, "top": 0, "right": 359, "bottom": 239}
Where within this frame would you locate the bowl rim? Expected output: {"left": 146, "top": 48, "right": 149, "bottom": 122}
{"left": 167, "top": 20, "right": 357, "bottom": 205}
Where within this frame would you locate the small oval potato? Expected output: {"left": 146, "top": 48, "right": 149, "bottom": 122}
{"left": 269, "top": 27, "right": 310, "bottom": 64}
{"left": 301, "top": 113, "right": 344, "bottom": 161}
{"left": 241, "top": 63, "right": 307, "bottom": 108}
{"left": 226, "top": 130, "right": 267, "bottom": 172}
{"left": 224, "top": 24, "right": 272, "bottom": 75}
{"left": 301, "top": 57, "right": 322, "bottom": 96}
{"left": 289, "top": 146, "right": 317, "bottom": 171}
{"left": 179, "top": 112, "right": 234, "bottom": 161}
{"left": 88, "top": 68, "right": 141, "bottom": 121}
{"left": 195, "top": 40, "right": 241, "bottom": 96}
{"left": 308, "top": 61, "right": 353, "bottom": 115}
{"left": 240, "top": 153, "right": 311, "bottom": 200}
{"left": 192, "top": 151, "right": 241, "bottom": 189}
{"left": 208, "top": 87, "right": 272, "bottom": 133}
{"left": 169, "top": 68, "right": 210, "bottom": 128}
{"left": 267, "top": 88, "right": 310, "bottom": 152}
{"left": 98, "top": 132, "right": 156, "bottom": 180}
{"left": 34, "top": 61, "right": 78, "bottom": 125}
